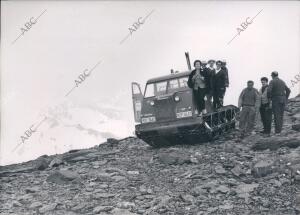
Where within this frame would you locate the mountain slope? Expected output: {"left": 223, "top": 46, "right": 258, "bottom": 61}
{"left": 0, "top": 97, "right": 300, "bottom": 215}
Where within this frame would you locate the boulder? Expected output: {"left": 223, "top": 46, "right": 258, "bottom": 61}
{"left": 235, "top": 183, "right": 259, "bottom": 200}
{"left": 252, "top": 136, "right": 300, "bottom": 151}
{"left": 39, "top": 203, "right": 57, "bottom": 213}
{"left": 68, "top": 149, "right": 80, "bottom": 153}
{"left": 93, "top": 206, "right": 114, "bottom": 213}
{"left": 12, "top": 200, "right": 22, "bottom": 207}
{"left": 216, "top": 185, "right": 230, "bottom": 194}
{"left": 295, "top": 175, "right": 300, "bottom": 184}
{"left": 289, "top": 163, "right": 300, "bottom": 175}
{"left": 29, "top": 201, "right": 43, "bottom": 209}
{"left": 296, "top": 192, "right": 300, "bottom": 212}
{"left": 191, "top": 186, "right": 207, "bottom": 196}
{"left": 291, "top": 113, "right": 300, "bottom": 122}
{"left": 219, "top": 202, "right": 234, "bottom": 210}
{"left": 110, "top": 208, "right": 138, "bottom": 215}
{"left": 35, "top": 158, "right": 49, "bottom": 171}
{"left": 231, "top": 164, "right": 245, "bottom": 177}
{"left": 157, "top": 152, "right": 191, "bottom": 165}
{"left": 25, "top": 187, "right": 39, "bottom": 193}
{"left": 46, "top": 170, "right": 81, "bottom": 185}
{"left": 107, "top": 138, "right": 119, "bottom": 145}
{"left": 180, "top": 194, "right": 195, "bottom": 204}
{"left": 93, "top": 193, "right": 115, "bottom": 199}
{"left": 292, "top": 123, "right": 300, "bottom": 131}
{"left": 252, "top": 160, "right": 277, "bottom": 178}
{"left": 117, "top": 202, "right": 135, "bottom": 209}
{"left": 215, "top": 165, "right": 226, "bottom": 174}
{"left": 158, "top": 153, "right": 178, "bottom": 165}
{"left": 282, "top": 149, "right": 300, "bottom": 165}
{"left": 49, "top": 157, "right": 63, "bottom": 168}
{"left": 62, "top": 149, "right": 97, "bottom": 163}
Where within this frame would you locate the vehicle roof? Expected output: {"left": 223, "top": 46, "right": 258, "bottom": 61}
{"left": 147, "top": 71, "right": 191, "bottom": 84}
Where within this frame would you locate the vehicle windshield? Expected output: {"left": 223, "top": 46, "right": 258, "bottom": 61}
{"left": 144, "top": 77, "right": 188, "bottom": 98}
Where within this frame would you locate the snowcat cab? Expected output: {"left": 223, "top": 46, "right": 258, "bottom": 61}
{"left": 131, "top": 52, "right": 239, "bottom": 147}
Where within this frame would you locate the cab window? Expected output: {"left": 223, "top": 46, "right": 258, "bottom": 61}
{"left": 144, "top": 83, "right": 155, "bottom": 97}
{"left": 144, "top": 77, "right": 188, "bottom": 98}
{"left": 144, "top": 81, "right": 168, "bottom": 98}
{"left": 168, "top": 79, "right": 179, "bottom": 93}
{"left": 169, "top": 79, "right": 179, "bottom": 89}
{"left": 179, "top": 77, "right": 188, "bottom": 87}
{"left": 155, "top": 81, "right": 168, "bottom": 95}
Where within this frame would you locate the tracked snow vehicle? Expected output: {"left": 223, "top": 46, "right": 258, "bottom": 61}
{"left": 131, "top": 53, "right": 239, "bottom": 147}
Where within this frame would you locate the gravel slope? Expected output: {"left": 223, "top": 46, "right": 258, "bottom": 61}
{"left": 1, "top": 97, "right": 300, "bottom": 215}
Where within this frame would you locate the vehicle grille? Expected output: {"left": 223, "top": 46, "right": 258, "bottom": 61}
{"left": 154, "top": 98, "right": 175, "bottom": 121}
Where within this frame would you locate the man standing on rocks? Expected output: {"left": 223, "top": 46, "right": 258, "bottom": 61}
{"left": 238, "top": 80, "right": 260, "bottom": 138}
{"left": 267, "top": 71, "right": 291, "bottom": 135}
{"left": 259, "top": 77, "right": 272, "bottom": 136}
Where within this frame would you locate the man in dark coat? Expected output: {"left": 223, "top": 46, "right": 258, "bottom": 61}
{"left": 212, "top": 60, "right": 229, "bottom": 109}
{"left": 205, "top": 60, "right": 215, "bottom": 112}
{"left": 267, "top": 71, "right": 291, "bottom": 134}
{"left": 187, "top": 60, "right": 210, "bottom": 116}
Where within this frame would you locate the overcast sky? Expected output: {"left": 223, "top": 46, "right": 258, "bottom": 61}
{"left": 1, "top": 1, "right": 300, "bottom": 165}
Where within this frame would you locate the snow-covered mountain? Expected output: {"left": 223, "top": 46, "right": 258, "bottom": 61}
{"left": 4, "top": 99, "right": 135, "bottom": 165}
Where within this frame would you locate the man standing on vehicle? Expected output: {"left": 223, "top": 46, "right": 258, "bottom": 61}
{"left": 221, "top": 60, "right": 229, "bottom": 88}
{"left": 238, "top": 80, "right": 260, "bottom": 138}
{"left": 267, "top": 71, "right": 291, "bottom": 135}
{"left": 212, "top": 60, "right": 229, "bottom": 109}
{"left": 205, "top": 60, "right": 215, "bottom": 112}
{"left": 201, "top": 60, "right": 208, "bottom": 70}
{"left": 259, "top": 77, "right": 272, "bottom": 136}
{"left": 187, "top": 60, "right": 210, "bottom": 116}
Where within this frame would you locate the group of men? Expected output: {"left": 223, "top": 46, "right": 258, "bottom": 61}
{"left": 187, "top": 59, "right": 229, "bottom": 116}
{"left": 188, "top": 59, "right": 291, "bottom": 137}
{"left": 238, "top": 71, "right": 291, "bottom": 137}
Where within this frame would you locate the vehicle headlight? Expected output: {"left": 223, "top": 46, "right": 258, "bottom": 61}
{"left": 150, "top": 101, "right": 155, "bottom": 106}
{"left": 174, "top": 96, "right": 180, "bottom": 102}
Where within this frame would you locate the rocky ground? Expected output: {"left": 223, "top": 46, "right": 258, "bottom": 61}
{"left": 1, "top": 97, "right": 300, "bottom": 215}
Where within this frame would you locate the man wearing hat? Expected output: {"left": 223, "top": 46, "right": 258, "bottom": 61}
{"left": 267, "top": 71, "right": 291, "bottom": 135}
{"left": 205, "top": 60, "right": 216, "bottom": 112}
{"left": 212, "top": 60, "right": 229, "bottom": 109}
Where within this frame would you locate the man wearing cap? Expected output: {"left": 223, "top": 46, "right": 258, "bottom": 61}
{"left": 212, "top": 60, "right": 229, "bottom": 109}
{"left": 267, "top": 71, "right": 291, "bottom": 134}
{"left": 205, "top": 60, "right": 215, "bottom": 112}
{"left": 201, "top": 60, "right": 208, "bottom": 69}
{"left": 238, "top": 80, "right": 260, "bottom": 137}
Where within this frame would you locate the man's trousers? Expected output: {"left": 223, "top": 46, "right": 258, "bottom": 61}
{"left": 213, "top": 88, "right": 226, "bottom": 109}
{"left": 239, "top": 106, "right": 256, "bottom": 134}
{"left": 259, "top": 104, "right": 272, "bottom": 134}
{"left": 205, "top": 93, "right": 213, "bottom": 113}
{"left": 272, "top": 98, "right": 286, "bottom": 134}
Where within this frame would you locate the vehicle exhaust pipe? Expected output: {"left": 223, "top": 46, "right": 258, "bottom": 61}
{"left": 185, "top": 52, "right": 191, "bottom": 71}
